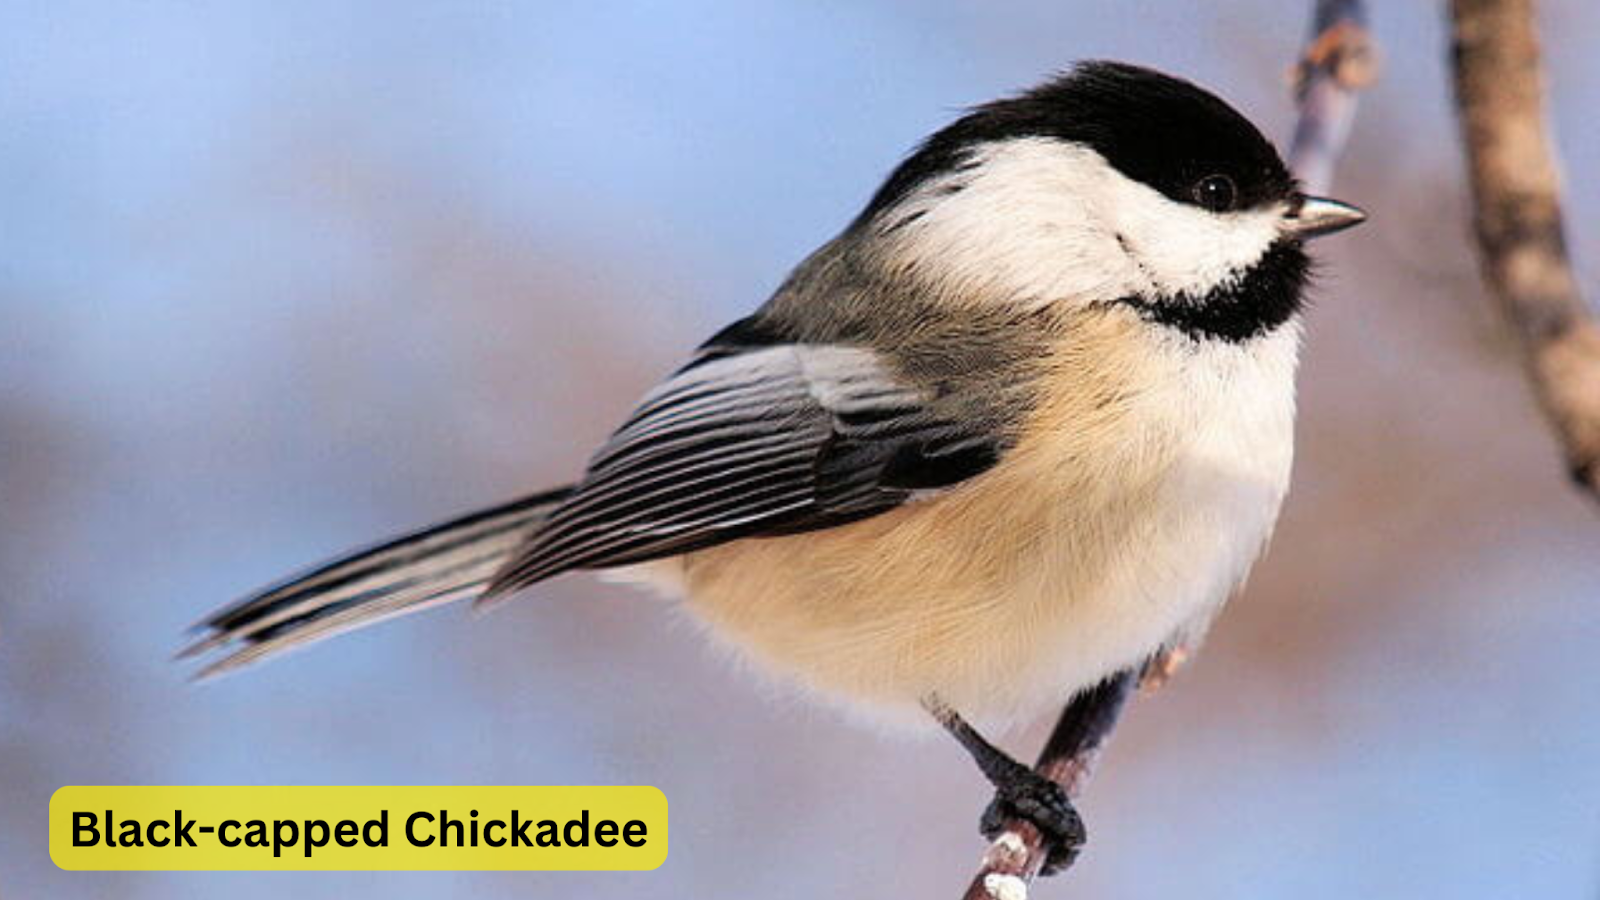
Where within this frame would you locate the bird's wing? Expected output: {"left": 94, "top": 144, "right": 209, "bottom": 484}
{"left": 483, "top": 337, "right": 1008, "bottom": 596}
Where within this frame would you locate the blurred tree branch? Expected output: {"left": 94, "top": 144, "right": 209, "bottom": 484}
{"left": 1287, "top": 0, "right": 1377, "bottom": 195}
{"left": 1450, "top": 0, "right": 1600, "bottom": 496}
{"left": 955, "top": 3, "right": 1375, "bottom": 897}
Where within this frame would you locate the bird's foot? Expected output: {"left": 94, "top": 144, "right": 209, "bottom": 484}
{"left": 979, "top": 761, "right": 1085, "bottom": 876}
{"left": 922, "top": 694, "right": 1087, "bottom": 877}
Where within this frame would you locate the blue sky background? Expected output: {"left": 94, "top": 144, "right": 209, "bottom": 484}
{"left": 3, "top": 2, "right": 1598, "bottom": 897}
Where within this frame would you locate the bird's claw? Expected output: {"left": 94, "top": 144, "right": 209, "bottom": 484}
{"left": 980, "top": 769, "right": 1085, "bottom": 876}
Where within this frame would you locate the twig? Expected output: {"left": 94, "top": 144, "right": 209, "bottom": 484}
{"left": 1288, "top": 0, "right": 1378, "bottom": 195}
{"left": 956, "top": 4, "right": 1375, "bottom": 896}
{"left": 1449, "top": 0, "right": 1600, "bottom": 496}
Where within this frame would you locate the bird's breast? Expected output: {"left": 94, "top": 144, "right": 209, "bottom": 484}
{"left": 621, "top": 313, "right": 1302, "bottom": 729}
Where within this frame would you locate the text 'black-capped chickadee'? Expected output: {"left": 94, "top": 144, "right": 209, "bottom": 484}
{"left": 184, "top": 61, "right": 1365, "bottom": 868}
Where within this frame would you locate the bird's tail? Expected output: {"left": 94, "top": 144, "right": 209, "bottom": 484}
{"left": 179, "top": 487, "right": 573, "bottom": 680}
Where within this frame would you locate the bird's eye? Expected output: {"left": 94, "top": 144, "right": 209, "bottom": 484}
{"left": 1192, "top": 174, "right": 1238, "bottom": 213}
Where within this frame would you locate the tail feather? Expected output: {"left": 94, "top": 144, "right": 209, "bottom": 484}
{"left": 182, "top": 487, "right": 573, "bottom": 679}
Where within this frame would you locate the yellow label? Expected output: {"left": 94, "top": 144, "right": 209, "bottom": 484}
{"left": 50, "top": 786, "right": 667, "bottom": 871}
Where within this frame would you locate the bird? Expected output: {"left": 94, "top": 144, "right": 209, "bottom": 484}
{"left": 182, "top": 60, "right": 1365, "bottom": 870}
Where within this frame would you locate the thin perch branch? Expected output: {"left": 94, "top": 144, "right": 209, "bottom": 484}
{"left": 1449, "top": 0, "right": 1600, "bottom": 496}
{"left": 956, "top": 4, "right": 1375, "bottom": 896}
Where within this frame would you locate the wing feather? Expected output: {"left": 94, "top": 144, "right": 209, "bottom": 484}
{"left": 483, "top": 342, "right": 1006, "bottom": 596}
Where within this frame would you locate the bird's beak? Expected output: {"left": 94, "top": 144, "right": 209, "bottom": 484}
{"left": 1284, "top": 195, "right": 1367, "bottom": 240}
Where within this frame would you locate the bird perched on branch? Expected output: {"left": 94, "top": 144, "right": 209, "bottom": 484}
{"left": 183, "top": 61, "right": 1364, "bottom": 869}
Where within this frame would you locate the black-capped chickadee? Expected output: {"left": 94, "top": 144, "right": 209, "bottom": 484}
{"left": 184, "top": 61, "right": 1364, "bottom": 866}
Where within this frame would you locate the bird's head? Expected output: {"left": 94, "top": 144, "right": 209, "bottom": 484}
{"left": 854, "top": 61, "right": 1365, "bottom": 342}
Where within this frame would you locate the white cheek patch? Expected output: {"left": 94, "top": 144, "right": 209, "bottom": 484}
{"left": 1106, "top": 176, "right": 1285, "bottom": 300}
{"left": 877, "top": 140, "right": 1134, "bottom": 307}
{"left": 877, "top": 138, "right": 1286, "bottom": 307}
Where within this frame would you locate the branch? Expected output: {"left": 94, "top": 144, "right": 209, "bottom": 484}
{"left": 1449, "top": 0, "right": 1600, "bottom": 496}
{"left": 1288, "top": 0, "right": 1378, "bottom": 196}
{"left": 956, "top": 4, "right": 1375, "bottom": 896}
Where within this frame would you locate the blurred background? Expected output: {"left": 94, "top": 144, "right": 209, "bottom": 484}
{"left": 3, "top": 2, "right": 1598, "bottom": 897}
